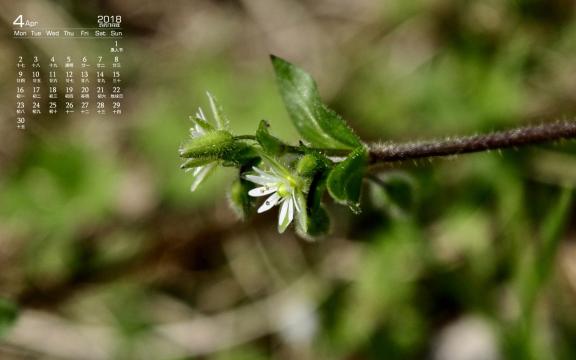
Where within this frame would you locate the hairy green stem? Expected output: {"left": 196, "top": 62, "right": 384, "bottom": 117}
{"left": 237, "top": 120, "right": 576, "bottom": 163}
{"left": 368, "top": 120, "right": 576, "bottom": 163}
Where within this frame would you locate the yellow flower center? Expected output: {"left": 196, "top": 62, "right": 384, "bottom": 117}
{"left": 277, "top": 183, "right": 291, "bottom": 197}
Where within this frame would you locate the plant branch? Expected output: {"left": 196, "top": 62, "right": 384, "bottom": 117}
{"left": 368, "top": 120, "right": 576, "bottom": 164}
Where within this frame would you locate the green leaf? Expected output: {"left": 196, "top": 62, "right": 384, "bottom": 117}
{"left": 256, "top": 120, "right": 287, "bottom": 156}
{"left": 327, "top": 146, "right": 368, "bottom": 213}
{"left": 271, "top": 55, "right": 361, "bottom": 149}
{"left": 0, "top": 298, "right": 18, "bottom": 338}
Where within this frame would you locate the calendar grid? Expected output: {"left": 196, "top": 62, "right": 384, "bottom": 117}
{"left": 13, "top": 19, "right": 125, "bottom": 130}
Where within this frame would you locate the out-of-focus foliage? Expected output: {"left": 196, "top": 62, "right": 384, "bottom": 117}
{"left": 0, "top": 299, "right": 18, "bottom": 339}
{"left": 0, "top": 0, "right": 575, "bottom": 359}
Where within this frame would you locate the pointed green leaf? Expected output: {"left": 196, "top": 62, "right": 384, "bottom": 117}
{"left": 256, "top": 120, "right": 288, "bottom": 156}
{"left": 271, "top": 55, "right": 361, "bottom": 149}
{"left": 327, "top": 146, "right": 368, "bottom": 213}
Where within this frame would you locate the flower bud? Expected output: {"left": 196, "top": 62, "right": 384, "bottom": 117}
{"left": 296, "top": 154, "right": 322, "bottom": 177}
{"left": 179, "top": 130, "right": 234, "bottom": 159}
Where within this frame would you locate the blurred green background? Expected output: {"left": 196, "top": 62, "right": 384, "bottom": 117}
{"left": 1, "top": 0, "right": 576, "bottom": 359}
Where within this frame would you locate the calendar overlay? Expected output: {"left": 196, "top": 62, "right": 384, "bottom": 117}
{"left": 13, "top": 15, "right": 124, "bottom": 130}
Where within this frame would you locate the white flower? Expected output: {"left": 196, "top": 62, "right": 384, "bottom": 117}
{"left": 182, "top": 92, "right": 229, "bottom": 192}
{"left": 185, "top": 162, "right": 217, "bottom": 192}
{"left": 245, "top": 164, "right": 305, "bottom": 233}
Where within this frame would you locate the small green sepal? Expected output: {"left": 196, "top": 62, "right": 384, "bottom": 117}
{"left": 256, "top": 120, "right": 288, "bottom": 156}
{"left": 179, "top": 130, "right": 235, "bottom": 159}
{"left": 327, "top": 146, "right": 368, "bottom": 213}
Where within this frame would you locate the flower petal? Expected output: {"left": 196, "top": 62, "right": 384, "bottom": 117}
{"left": 194, "top": 124, "right": 205, "bottom": 135}
{"left": 190, "top": 128, "right": 200, "bottom": 138}
{"left": 287, "top": 197, "right": 294, "bottom": 224}
{"left": 294, "top": 191, "right": 308, "bottom": 233}
{"left": 196, "top": 107, "right": 207, "bottom": 121}
{"left": 253, "top": 166, "right": 278, "bottom": 179}
{"left": 248, "top": 186, "right": 277, "bottom": 197}
{"left": 292, "top": 192, "right": 301, "bottom": 213}
{"left": 193, "top": 166, "right": 203, "bottom": 177}
{"left": 252, "top": 167, "right": 281, "bottom": 183}
{"left": 190, "top": 163, "right": 216, "bottom": 191}
{"left": 207, "top": 91, "right": 229, "bottom": 130}
{"left": 191, "top": 108, "right": 214, "bottom": 132}
{"left": 257, "top": 192, "right": 281, "bottom": 213}
{"left": 278, "top": 198, "right": 292, "bottom": 233}
{"left": 279, "top": 198, "right": 289, "bottom": 224}
{"left": 245, "top": 174, "right": 275, "bottom": 186}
